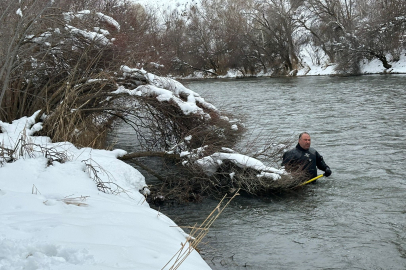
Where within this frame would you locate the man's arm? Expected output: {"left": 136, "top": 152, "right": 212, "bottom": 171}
{"left": 316, "top": 151, "right": 332, "bottom": 177}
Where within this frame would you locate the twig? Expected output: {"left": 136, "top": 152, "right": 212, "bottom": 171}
{"left": 162, "top": 189, "right": 240, "bottom": 270}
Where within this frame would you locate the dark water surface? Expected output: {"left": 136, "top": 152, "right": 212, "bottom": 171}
{"left": 116, "top": 75, "right": 406, "bottom": 269}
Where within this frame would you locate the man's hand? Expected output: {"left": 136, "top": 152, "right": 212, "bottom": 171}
{"left": 324, "top": 167, "right": 332, "bottom": 177}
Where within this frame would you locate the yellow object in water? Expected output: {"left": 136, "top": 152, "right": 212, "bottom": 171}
{"left": 297, "top": 174, "right": 324, "bottom": 187}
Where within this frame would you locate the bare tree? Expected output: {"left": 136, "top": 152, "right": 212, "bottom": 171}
{"left": 167, "top": 0, "right": 257, "bottom": 76}
{"left": 300, "top": 0, "right": 406, "bottom": 74}
{"left": 354, "top": 0, "right": 406, "bottom": 67}
{"left": 248, "top": 0, "right": 301, "bottom": 74}
{"left": 0, "top": 0, "right": 56, "bottom": 117}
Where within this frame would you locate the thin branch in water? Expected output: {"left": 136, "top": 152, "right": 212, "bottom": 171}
{"left": 162, "top": 189, "right": 240, "bottom": 270}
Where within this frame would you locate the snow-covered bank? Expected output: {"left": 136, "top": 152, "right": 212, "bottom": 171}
{"left": 216, "top": 51, "right": 406, "bottom": 78}
{"left": 298, "top": 49, "right": 406, "bottom": 76}
{"left": 0, "top": 112, "right": 211, "bottom": 270}
{"left": 172, "top": 51, "right": 406, "bottom": 79}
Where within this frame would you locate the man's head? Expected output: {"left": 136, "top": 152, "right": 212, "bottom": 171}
{"left": 298, "top": 132, "right": 311, "bottom": 150}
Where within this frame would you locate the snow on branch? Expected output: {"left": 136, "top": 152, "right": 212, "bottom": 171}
{"left": 95, "top": 12, "right": 120, "bottom": 31}
{"left": 63, "top": 10, "right": 120, "bottom": 31}
{"left": 65, "top": 25, "right": 111, "bottom": 46}
{"left": 61, "top": 10, "right": 120, "bottom": 46}
{"left": 114, "top": 66, "right": 218, "bottom": 117}
{"left": 195, "top": 152, "right": 286, "bottom": 180}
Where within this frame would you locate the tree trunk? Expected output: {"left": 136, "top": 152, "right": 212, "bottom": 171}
{"left": 370, "top": 51, "right": 392, "bottom": 69}
{"left": 117, "top": 151, "right": 181, "bottom": 161}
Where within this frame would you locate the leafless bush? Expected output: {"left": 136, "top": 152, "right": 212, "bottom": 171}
{"left": 128, "top": 99, "right": 242, "bottom": 153}
{"left": 0, "top": 145, "right": 15, "bottom": 165}
{"left": 1, "top": 0, "right": 121, "bottom": 120}
{"left": 37, "top": 77, "right": 121, "bottom": 148}
{"left": 142, "top": 134, "right": 301, "bottom": 204}
{"left": 82, "top": 158, "right": 129, "bottom": 195}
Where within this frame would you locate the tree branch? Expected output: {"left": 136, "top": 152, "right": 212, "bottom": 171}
{"left": 117, "top": 151, "right": 181, "bottom": 161}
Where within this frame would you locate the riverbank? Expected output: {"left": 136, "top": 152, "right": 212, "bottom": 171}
{"left": 299, "top": 51, "right": 406, "bottom": 76}
{"left": 178, "top": 50, "right": 406, "bottom": 79}
{"left": 0, "top": 112, "right": 212, "bottom": 270}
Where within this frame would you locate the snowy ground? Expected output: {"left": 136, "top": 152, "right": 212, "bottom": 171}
{"left": 188, "top": 53, "right": 406, "bottom": 78}
{"left": 0, "top": 112, "right": 211, "bottom": 270}
{"left": 297, "top": 49, "right": 406, "bottom": 76}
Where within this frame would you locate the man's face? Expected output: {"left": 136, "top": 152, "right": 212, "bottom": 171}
{"left": 299, "top": 134, "right": 311, "bottom": 150}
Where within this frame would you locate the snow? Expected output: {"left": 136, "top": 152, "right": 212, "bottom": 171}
{"left": 65, "top": 25, "right": 111, "bottom": 46}
{"left": 129, "top": 0, "right": 199, "bottom": 12}
{"left": 63, "top": 10, "right": 120, "bottom": 31}
{"left": 0, "top": 113, "right": 211, "bottom": 270}
{"left": 194, "top": 152, "right": 285, "bottom": 180}
{"left": 360, "top": 53, "right": 406, "bottom": 74}
{"left": 175, "top": 48, "right": 406, "bottom": 79}
{"left": 115, "top": 65, "right": 218, "bottom": 117}
{"left": 16, "top": 8, "right": 23, "bottom": 17}
{"left": 62, "top": 10, "right": 120, "bottom": 46}
{"left": 95, "top": 12, "right": 121, "bottom": 31}
{"left": 297, "top": 44, "right": 406, "bottom": 76}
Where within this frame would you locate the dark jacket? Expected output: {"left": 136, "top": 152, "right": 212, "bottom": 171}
{"left": 281, "top": 144, "right": 329, "bottom": 179}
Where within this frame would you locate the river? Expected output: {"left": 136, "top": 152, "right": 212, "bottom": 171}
{"left": 114, "top": 75, "right": 406, "bottom": 269}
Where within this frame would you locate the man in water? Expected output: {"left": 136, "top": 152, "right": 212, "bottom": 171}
{"left": 282, "top": 132, "right": 332, "bottom": 181}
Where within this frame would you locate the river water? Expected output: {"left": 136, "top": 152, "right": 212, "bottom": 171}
{"left": 114, "top": 75, "right": 406, "bottom": 269}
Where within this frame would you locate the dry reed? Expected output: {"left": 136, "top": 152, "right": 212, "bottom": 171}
{"left": 162, "top": 189, "right": 240, "bottom": 270}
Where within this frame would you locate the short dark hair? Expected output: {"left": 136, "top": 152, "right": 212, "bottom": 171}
{"left": 299, "top": 132, "right": 310, "bottom": 139}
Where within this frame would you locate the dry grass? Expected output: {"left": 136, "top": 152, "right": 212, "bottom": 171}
{"left": 60, "top": 195, "right": 90, "bottom": 207}
{"left": 82, "top": 158, "right": 130, "bottom": 196}
{"left": 162, "top": 189, "right": 240, "bottom": 270}
{"left": 0, "top": 131, "right": 70, "bottom": 167}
